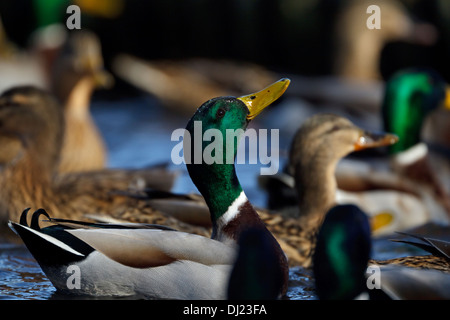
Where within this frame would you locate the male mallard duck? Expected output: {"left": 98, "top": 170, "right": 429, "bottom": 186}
{"left": 313, "top": 204, "right": 450, "bottom": 300}
{"left": 0, "top": 86, "right": 194, "bottom": 237}
{"left": 50, "top": 30, "right": 113, "bottom": 173}
{"left": 8, "top": 79, "right": 290, "bottom": 299}
{"left": 382, "top": 69, "right": 450, "bottom": 207}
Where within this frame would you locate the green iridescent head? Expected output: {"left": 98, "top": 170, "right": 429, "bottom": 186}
{"left": 313, "top": 204, "right": 372, "bottom": 300}
{"left": 184, "top": 79, "right": 290, "bottom": 221}
{"left": 382, "top": 68, "right": 450, "bottom": 154}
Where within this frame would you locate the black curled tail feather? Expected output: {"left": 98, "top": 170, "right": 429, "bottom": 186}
{"left": 19, "top": 208, "right": 31, "bottom": 226}
{"left": 31, "top": 209, "right": 51, "bottom": 230}
{"left": 19, "top": 208, "right": 52, "bottom": 230}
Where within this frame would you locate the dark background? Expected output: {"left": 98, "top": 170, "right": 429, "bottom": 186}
{"left": 1, "top": 0, "right": 449, "bottom": 82}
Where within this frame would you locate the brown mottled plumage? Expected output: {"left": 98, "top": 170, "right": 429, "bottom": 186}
{"left": 371, "top": 232, "right": 450, "bottom": 273}
{"left": 0, "top": 86, "right": 207, "bottom": 238}
{"left": 374, "top": 255, "right": 450, "bottom": 273}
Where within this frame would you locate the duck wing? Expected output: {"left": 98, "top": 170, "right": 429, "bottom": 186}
{"left": 67, "top": 228, "right": 236, "bottom": 269}
{"left": 391, "top": 232, "right": 450, "bottom": 259}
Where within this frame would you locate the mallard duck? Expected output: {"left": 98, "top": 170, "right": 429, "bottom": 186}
{"left": 313, "top": 204, "right": 450, "bottom": 300}
{"left": 263, "top": 69, "right": 450, "bottom": 235}
{"left": 8, "top": 79, "right": 290, "bottom": 299}
{"left": 260, "top": 114, "right": 399, "bottom": 237}
{"left": 50, "top": 30, "right": 113, "bottom": 173}
{"left": 112, "top": 54, "right": 276, "bottom": 114}
{"left": 0, "top": 86, "right": 192, "bottom": 238}
{"left": 382, "top": 69, "right": 450, "bottom": 208}
{"left": 333, "top": 0, "right": 437, "bottom": 81}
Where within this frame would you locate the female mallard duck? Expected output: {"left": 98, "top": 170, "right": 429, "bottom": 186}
{"left": 269, "top": 114, "right": 398, "bottom": 265}
{"left": 0, "top": 86, "right": 195, "bottom": 238}
{"left": 263, "top": 69, "right": 450, "bottom": 235}
{"left": 8, "top": 79, "right": 290, "bottom": 299}
{"left": 313, "top": 204, "right": 450, "bottom": 300}
{"left": 257, "top": 113, "right": 398, "bottom": 265}
{"left": 50, "top": 30, "right": 113, "bottom": 173}
{"left": 333, "top": 0, "right": 437, "bottom": 81}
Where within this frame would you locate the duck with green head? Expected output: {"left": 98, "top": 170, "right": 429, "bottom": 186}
{"left": 382, "top": 68, "right": 450, "bottom": 155}
{"left": 8, "top": 79, "right": 290, "bottom": 299}
{"left": 313, "top": 204, "right": 450, "bottom": 300}
{"left": 381, "top": 68, "right": 450, "bottom": 216}
{"left": 185, "top": 79, "right": 288, "bottom": 246}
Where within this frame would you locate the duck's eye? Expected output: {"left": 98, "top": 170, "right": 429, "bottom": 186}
{"left": 216, "top": 108, "right": 225, "bottom": 119}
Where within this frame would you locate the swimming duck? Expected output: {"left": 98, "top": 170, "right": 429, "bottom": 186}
{"left": 50, "top": 30, "right": 113, "bottom": 173}
{"left": 8, "top": 79, "right": 290, "bottom": 299}
{"left": 260, "top": 114, "right": 399, "bottom": 239}
{"left": 313, "top": 204, "right": 450, "bottom": 300}
{"left": 0, "top": 86, "right": 192, "bottom": 237}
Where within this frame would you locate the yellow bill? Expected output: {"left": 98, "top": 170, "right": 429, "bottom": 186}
{"left": 444, "top": 86, "right": 450, "bottom": 110}
{"left": 238, "top": 78, "right": 290, "bottom": 120}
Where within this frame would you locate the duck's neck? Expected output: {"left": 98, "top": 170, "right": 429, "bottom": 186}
{"left": 187, "top": 162, "right": 248, "bottom": 240}
{"left": 64, "top": 77, "right": 95, "bottom": 118}
{"left": 294, "top": 155, "right": 338, "bottom": 220}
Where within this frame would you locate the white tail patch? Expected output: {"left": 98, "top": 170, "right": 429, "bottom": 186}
{"left": 10, "top": 222, "right": 84, "bottom": 257}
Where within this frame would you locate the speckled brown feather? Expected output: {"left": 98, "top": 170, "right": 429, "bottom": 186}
{"left": 371, "top": 255, "right": 450, "bottom": 273}
{"left": 0, "top": 87, "right": 199, "bottom": 237}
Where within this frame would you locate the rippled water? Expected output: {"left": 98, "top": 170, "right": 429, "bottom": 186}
{"left": 0, "top": 94, "right": 442, "bottom": 300}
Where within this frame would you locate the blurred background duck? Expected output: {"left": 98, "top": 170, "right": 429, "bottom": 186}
{"left": 333, "top": 0, "right": 438, "bottom": 82}
{"left": 0, "top": 22, "right": 113, "bottom": 173}
{"left": 0, "top": 86, "right": 205, "bottom": 240}
{"left": 112, "top": 54, "right": 277, "bottom": 115}
{"left": 50, "top": 29, "right": 113, "bottom": 173}
{"left": 313, "top": 204, "right": 450, "bottom": 300}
